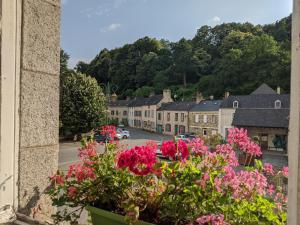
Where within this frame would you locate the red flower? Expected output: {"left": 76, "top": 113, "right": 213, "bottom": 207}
{"left": 68, "top": 186, "right": 77, "bottom": 198}
{"left": 117, "top": 145, "right": 157, "bottom": 176}
{"left": 160, "top": 140, "right": 190, "bottom": 161}
{"left": 50, "top": 174, "right": 64, "bottom": 185}
{"left": 100, "top": 125, "right": 117, "bottom": 139}
{"left": 67, "top": 164, "right": 96, "bottom": 183}
{"left": 160, "top": 141, "right": 177, "bottom": 159}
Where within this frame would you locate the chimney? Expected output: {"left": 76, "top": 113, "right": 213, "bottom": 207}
{"left": 111, "top": 93, "right": 117, "bottom": 102}
{"left": 277, "top": 86, "right": 281, "bottom": 94}
{"left": 209, "top": 95, "right": 214, "bottom": 100}
{"left": 224, "top": 91, "right": 230, "bottom": 98}
{"left": 163, "top": 89, "right": 172, "bottom": 101}
{"left": 149, "top": 91, "right": 155, "bottom": 97}
{"left": 196, "top": 92, "right": 203, "bottom": 103}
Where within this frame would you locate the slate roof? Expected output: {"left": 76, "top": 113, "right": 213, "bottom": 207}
{"left": 158, "top": 102, "right": 196, "bottom": 111}
{"left": 108, "top": 100, "right": 131, "bottom": 107}
{"left": 251, "top": 83, "right": 277, "bottom": 95}
{"left": 190, "top": 100, "right": 223, "bottom": 112}
{"left": 232, "top": 108, "right": 289, "bottom": 128}
{"left": 128, "top": 95, "right": 164, "bottom": 107}
{"left": 220, "top": 94, "right": 290, "bottom": 109}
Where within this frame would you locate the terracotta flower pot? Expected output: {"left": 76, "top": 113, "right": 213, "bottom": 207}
{"left": 87, "top": 206, "right": 154, "bottom": 225}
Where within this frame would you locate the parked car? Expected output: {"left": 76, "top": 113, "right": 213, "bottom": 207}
{"left": 175, "top": 133, "right": 196, "bottom": 142}
{"left": 116, "top": 130, "right": 130, "bottom": 139}
{"left": 94, "top": 133, "right": 110, "bottom": 143}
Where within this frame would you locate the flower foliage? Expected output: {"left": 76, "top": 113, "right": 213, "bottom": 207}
{"left": 49, "top": 128, "right": 287, "bottom": 225}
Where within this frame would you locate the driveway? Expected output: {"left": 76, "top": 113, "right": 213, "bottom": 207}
{"left": 59, "top": 127, "right": 172, "bottom": 170}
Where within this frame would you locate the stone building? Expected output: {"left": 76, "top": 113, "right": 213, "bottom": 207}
{"left": 157, "top": 102, "right": 196, "bottom": 135}
{"left": 218, "top": 83, "right": 290, "bottom": 138}
{"left": 108, "top": 99, "right": 130, "bottom": 125}
{"left": 189, "top": 100, "right": 222, "bottom": 137}
{"left": 127, "top": 90, "right": 173, "bottom": 132}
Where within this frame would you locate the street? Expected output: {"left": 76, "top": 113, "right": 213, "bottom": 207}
{"left": 59, "top": 127, "right": 172, "bottom": 170}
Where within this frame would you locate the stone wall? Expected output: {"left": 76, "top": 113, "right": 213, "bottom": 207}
{"left": 18, "top": 0, "right": 60, "bottom": 222}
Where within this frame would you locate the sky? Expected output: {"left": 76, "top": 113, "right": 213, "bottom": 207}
{"left": 61, "top": 0, "right": 293, "bottom": 68}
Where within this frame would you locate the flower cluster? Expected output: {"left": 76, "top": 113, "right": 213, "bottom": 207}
{"left": 194, "top": 214, "right": 230, "bottom": 225}
{"left": 100, "top": 125, "right": 117, "bottom": 139}
{"left": 228, "top": 128, "right": 262, "bottom": 156}
{"left": 117, "top": 145, "right": 157, "bottom": 175}
{"left": 67, "top": 163, "right": 96, "bottom": 183}
{"left": 160, "top": 139, "right": 189, "bottom": 161}
{"left": 188, "top": 138, "right": 209, "bottom": 156}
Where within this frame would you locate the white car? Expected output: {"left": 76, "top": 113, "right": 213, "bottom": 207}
{"left": 116, "top": 130, "right": 130, "bottom": 139}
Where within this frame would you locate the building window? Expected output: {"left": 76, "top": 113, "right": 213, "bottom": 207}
{"left": 275, "top": 100, "right": 281, "bottom": 109}
{"left": 116, "top": 110, "right": 119, "bottom": 116}
{"left": 165, "top": 124, "right": 171, "bottom": 132}
{"left": 195, "top": 114, "right": 199, "bottom": 123}
{"left": 111, "top": 110, "right": 115, "bottom": 115}
{"left": 158, "top": 112, "right": 161, "bottom": 120}
{"left": 203, "top": 115, "right": 207, "bottom": 123}
{"left": 181, "top": 113, "right": 184, "bottom": 122}
{"left": 167, "top": 113, "right": 170, "bottom": 121}
{"left": 175, "top": 113, "right": 178, "bottom": 121}
{"left": 151, "top": 110, "right": 154, "bottom": 118}
{"left": 144, "top": 111, "right": 147, "bottom": 117}
{"left": 123, "top": 111, "right": 127, "bottom": 116}
{"left": 203, "top": 129, "right": 207, "bottom": 136}
{"left": 233, "top": 101, "right": 239, "bottom": 109}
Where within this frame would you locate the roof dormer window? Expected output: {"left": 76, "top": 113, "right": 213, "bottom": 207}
{"left": 275, "top": 100, "right": 281, "bottom": 109}
{"left": 233, "top": 101, "right": 239, "bottom": 109}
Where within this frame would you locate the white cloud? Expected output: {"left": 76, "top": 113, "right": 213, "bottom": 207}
{"left": 208, "top": 16, "right": 221, "bottom": 26}
{"left": 101, "top": 23, "right": 122, "bottom": 32}
{"left": 212, "top": 16, "right": 221, "bottom": 23}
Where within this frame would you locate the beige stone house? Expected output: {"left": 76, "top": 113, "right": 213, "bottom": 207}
{"left": 128, "top": 90, "right": 173, "bottom": 132}
{"left": 108, "top": 99, "right": 130, "bottom": 125}
{"left": 157, "top": 102, "right": 196, "bottom": 135}
{"left": 189, "top": 100, "right": 222, "bottom": 137}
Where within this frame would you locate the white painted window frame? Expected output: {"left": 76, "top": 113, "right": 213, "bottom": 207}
{"left": 0, "top": 0, "right": 21, "bottom": 209}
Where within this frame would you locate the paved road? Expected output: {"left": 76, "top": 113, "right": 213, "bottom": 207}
{"left": 59, "top": 127, "right": 172, "bottom": 170}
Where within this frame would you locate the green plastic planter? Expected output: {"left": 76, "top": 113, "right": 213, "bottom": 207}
{"left": 87, "top": 206, "right": 155, "bottom": 225}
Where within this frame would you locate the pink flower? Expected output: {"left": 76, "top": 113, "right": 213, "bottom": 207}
{"left": 216, "top": 144, "right": 233, "bottom": 154}
{"left": 145, "top": 140, "right": 158, "bottom": 151}
{"left": 267, "top": 184, "right": 275, "bottom": 195}
{"left": 188, "top": 138, "right": 209, "bottom": 156}
{"left": 67, "top": 164, "right": 96, "bottom": 183}
{"left": 68, "top": 186, "right": 77, "bottom": 198}
{"left": 195, "top": 214, "right": 230, "bottom": 225}
{"left": 214, "top": 177, "right": 223, "bottom": 193}
{"left": 263, "top": 163, "right": 274, "bottom": 175}
{"left": 117, "top": 145, "right": 157, "bottom": 176}
{"left": 282, "top": 166, "right": 288, "bottom": 177}
{"left": 78, "top": 146, "right": 97, "bottom": 159}
{"left": 196, "top": 172, "right": 210, "bottom": 189}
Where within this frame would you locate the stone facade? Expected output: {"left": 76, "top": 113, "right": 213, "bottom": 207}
{"left": 218, "top": 108, "right": 235, "bottom": 138}
{"left": 157, "top": 110, "right": 189, "bottom": 135}
{"left": 18, "top": 0, "right": 60, "bottom": 221}
{"left": 108, "top": 106, "right": 128, "bottom": 125}
{"left": 189, "top": 112, "right": 219, "bottom": 137}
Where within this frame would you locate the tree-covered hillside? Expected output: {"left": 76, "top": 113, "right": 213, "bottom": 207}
{"left": 75, "top": 15, "right": 291, "bottom": 100}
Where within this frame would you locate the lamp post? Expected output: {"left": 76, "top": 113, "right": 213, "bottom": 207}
{"left": 99, "top": 82, "right": 118, "bottom": 102}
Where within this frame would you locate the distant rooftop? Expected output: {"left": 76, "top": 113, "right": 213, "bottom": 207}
{"left": 190, "top": 100, "right": 222, "bottom": 112}
{"left": 232, "top": 108, "right": 289, "bottom": 128}
{"left": 158, "top": 101, "right": 196, "bottom": 111}
{"left": 251, "top": 83, "right": 277, "bottom": 95}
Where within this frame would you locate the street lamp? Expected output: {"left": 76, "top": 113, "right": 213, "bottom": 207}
{"left": 99, "top": 82, "right": 118, "bottom": 102}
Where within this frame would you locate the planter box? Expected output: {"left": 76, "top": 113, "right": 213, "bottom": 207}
{"left": 87, "top": 206, "right": 154, "bottom": 225}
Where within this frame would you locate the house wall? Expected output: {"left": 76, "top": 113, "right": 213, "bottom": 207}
{"left": 108, "top": 106, "right": 128, "bottom": 124}
{"left": 158, "top": 110, "right": 189, "bottom": 135}
{"left": 141, "top": 105, "right": 157, "bottom": 132}
{"left": 189, "top": 111, "right": 219, "bottom": 136}
{"left": 218, "top": 108, "right": 235, "bottom": 138}
{"left": 0, "top": 0, "right": 60, "bottom": 221}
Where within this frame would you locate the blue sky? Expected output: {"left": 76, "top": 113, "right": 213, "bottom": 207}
{"left": 61, "top": 0, "right": 293, "bottom": 68}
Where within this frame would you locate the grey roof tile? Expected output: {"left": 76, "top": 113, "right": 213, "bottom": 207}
{"left": 190, "top": 100, "right": 223, "bottom": 112}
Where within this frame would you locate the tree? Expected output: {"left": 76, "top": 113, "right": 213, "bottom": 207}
{"left": 60, "top": 72, "right": 106, "bottom": 135}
